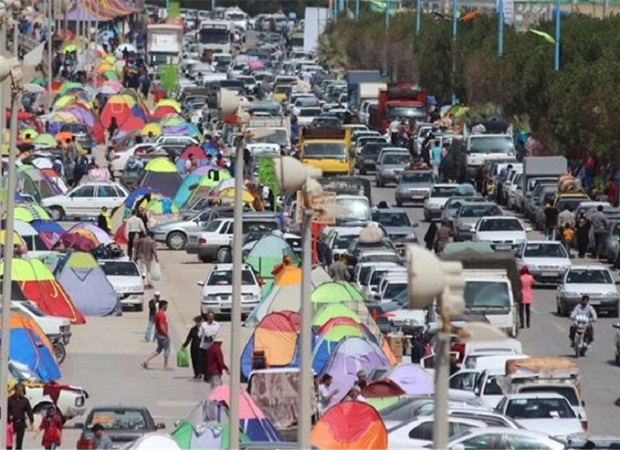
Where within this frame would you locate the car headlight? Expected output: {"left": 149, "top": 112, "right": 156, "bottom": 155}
{"left": 528, "top": 265, "right": 538, "bottom": 271}
{"left": 603, "top": 291, "right": 617, "bottom": 298}
{"left": 405, "top": 233, "right": 417, "bottom": 241}
{"left": 563, "top": 291, "right": 581, "bottom": 298}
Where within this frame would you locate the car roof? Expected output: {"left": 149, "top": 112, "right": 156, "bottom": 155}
{"left": 432, "top": 183, "right": 458, "bottom": 188}
{"left": 373, "top": 208, "right": 407, "bottom": 214}
{"left": 567, "top": 265, "right": 609, "bottom": 271}
{"left": 523, "top": 240, "right": 562, "bottom": 245}
{"left": 460, "top": 201, "right": 496, "bottom": 207}
{"left": 212, "top": 264, "right": 252, "bottom": 271}
{"left": 503, "top": 392, "right": 567, "bottom": 400}
{"left": 89, "top": 406, "right": 150, "bottom": 412}
{"left": 480, "top": 216, "right": 517, "bottom": 220}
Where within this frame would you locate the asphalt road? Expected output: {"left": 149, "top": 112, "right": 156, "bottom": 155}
{"left": 369, "top": 176, "right": 620, "bottom": 436}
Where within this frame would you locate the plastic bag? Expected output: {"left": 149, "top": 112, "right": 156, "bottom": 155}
{"left": 150, "top": 262, "right": 161, "bottom": 281}
{"left": 177, "top": 347, "right": 189, "bottom": 368}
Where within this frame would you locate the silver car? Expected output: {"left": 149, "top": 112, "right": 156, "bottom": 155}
{"left": 453, "top": 202, "right": 502, "bottom": 242}
{"left": 151, "top": 210, "right": 213, "bottom": 250}
{"left": 394, "top": 170, "right": 434, "bottom": 207}
{"left": 515, "top": 241, "right": 571, "bottom": 285}
{"left": 556, "top": 265, "right": 619, "bottom": 317}
{"left": 375, "top": 149, "right": 411, "bottom": 187}
{"left": 442, "top": 196, "right": 486, "bottom": 232}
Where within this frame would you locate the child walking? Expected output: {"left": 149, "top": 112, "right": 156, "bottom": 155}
{"left": 562, "top": 223, "right": 574, "bottom": 257}
{"left": 38, "top": 406, "right": 63, "bottom": 450}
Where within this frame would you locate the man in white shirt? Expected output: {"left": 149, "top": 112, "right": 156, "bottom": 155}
{"left": 199, "top": 311, "right": 221, "bottom": 382}
{"left": 317, "top": 374, "right": 339, "bottom": 416}
{"left": 125, "top": 211, "right": 146, "bottom": 260}
{"left": 389, "top": 119, "right": 401, "bottom": 145}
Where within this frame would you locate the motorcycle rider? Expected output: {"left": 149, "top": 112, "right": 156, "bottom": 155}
{"left": 569, "top": 295, "right": 597, "bottom": 345}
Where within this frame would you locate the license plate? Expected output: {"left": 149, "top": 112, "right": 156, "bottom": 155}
{"left": 541, "top": 272, "right": 556, "bottom": 277}
{"left": 589, "top": 300, "right": 601, "bottom": 305}
{"left": 495, "top": 244, "right": 512, "bottom": 250}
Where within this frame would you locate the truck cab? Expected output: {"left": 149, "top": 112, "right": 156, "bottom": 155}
{"left": 299, "top": 126, "right": 354, "bottom": 176}
{"left": 466, "top": 133, "right": 516, "bottom": 179}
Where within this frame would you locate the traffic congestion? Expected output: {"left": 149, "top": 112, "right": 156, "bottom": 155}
{"left": 2, "top": 1, "right": 620, "bottom": 449}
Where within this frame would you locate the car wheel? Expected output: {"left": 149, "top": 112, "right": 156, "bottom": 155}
{"left": 49, "top": 206, "right": 65, "bottom": 221}
{"left": 198, "top": 255, "right": 209, "bottom": 263}
{"left": 556, "top": 298, "right": 562, "bottom": 315}
{"left": 216, "top": 247, "right": 232, "bottom": 263}
{"left": 396, "top": 200, "right": 402, "bottom": 207}
{"left": 166, "top": 231, "right": 187, "bottom": 250}
{"left": 376, "top": 179, "right": 382, "bottom": 187}
{"left": 612, "top": 305, "right": 619, "bottom": 318}
{"left": 423, "top": 211, "right": 430, "bottom": 223}
{"left": 135, "top": 303, "right": 143, "bottom": 312}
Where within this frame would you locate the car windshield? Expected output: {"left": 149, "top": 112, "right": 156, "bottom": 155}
{"left": 337, "top": 197, "right": 371, "bottom": 221}
{"left": 358, "top": 253, "right": 400, "bottom": 263}
{"left": 431, "top": 186, "right": 459, "bottom": 197}
{"left": 87, "top": 410, "right": 148, "bottom": 430}
{"left": 247, "top": 129, "right": 287, "bottom": 146}
{"left": 373, "top": 211, "right": 411, "bottom": 227}
{"left": 370, "top": 269, "right": 391, "bottom": 286}
{"left": 464, "top": 281, "right": 510, "bottom": 308}
{"left": 99, "top": 261, "right": 141, "bottom": 276}
{"left": 479, "top": 218, "right": 523, "bottom": 232}
{"left": 566, "top": 269, "right": 612, "bottom": 284}
{"left": 333, "top": 234, "right": 356, "bottom": 249}
{"left": 299, "top": 108, "right": 321, "bottom": 117}
{"left": 382, "top": 153, "right": 410, "bottom": 165}
{"left": 303, "top": 143, "right": 346, "bottom": 159}
{"left": 505, "top": 397, "right": 576, "bottom": 419}
{"left": 518, "top": 386, "right": 579, "bottom": 406}
{"left": 523, "top": 244, "right": 568, "bottom": 258}
{"left": 469, "top": 136, "right": 514, "bottom": 154}
{"left": 208, "top": 269, "right": 255, "bottom": 285}
{"left": 362, "top": 144, "right": 389, "bottom": 156}
{"left": 203, "top": 220, "right": 222, "bottom": 232}
{"left": 401, "top": 172, "right": 433, "bottom": 183}
{"left": 460, "top": 205, "right": 500, "bottom": 218}
{"left": 384, "top": 282, "right": 407, "bottom": 298}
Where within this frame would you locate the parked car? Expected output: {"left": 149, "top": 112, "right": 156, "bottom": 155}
{"left": 98, "top": 259, "right": 145, "bottom": 311}
{"left": 109, "top": 143, "right": 155, "bottom": 176}
{"left": 76, "top": 406, "right": 165, "bottom": 449}
{"left": 441, "top": 195, "right": 485, "bottom": 231}
{"left": 394, "top": 170, "right": 434, "bottom": 207}
{"left": 387, "top": 416, "right": 488, "bottom": 448}
{"left": 198, "top": 264, "right": 262, "bottom": 317}
{"left": 556, "top": 265, "right": 619, "bottom": 317}
{"left": 375, "top": 149, "right": 411, "bottom": 187}
{"left": 371, "top": 208, "right": 418, "bottom": 254}
{"left": 357, "top": 142, "right": 390, "bottom": 174}
{"left": 8, "top": 301, "right": 71, "bottom": 345}
{"left": 444, "top": 427, "right": 565, "bottom": 450}
{"left": 453, "top": 202, "right": 502, "bottom": 242}
{"left": 154, "top": 135, "right": 199, "bottom": 147}
{"left": 41, "top": 181, "right": 128, "bottom": 220}
{"left": 152, "top": 209, "right": 216, "bottom": 250}
{"left": 515, "top": 241, "right": 572, "bottom": 285}
{"left": 318, "top": 226, "right": 364, "bottom": 266}
{"left": 472, "top": 216, "right": 529, "bottom": 250}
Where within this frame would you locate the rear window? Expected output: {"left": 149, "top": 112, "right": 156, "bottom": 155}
{"left": 243, "top": 221, "right": 279, "bottom": 233}
{"left": 208, "top": 269, "right": 256, "bottom": 286}
{"left": 518, "top": 386, "right": 579, "bottom": 406}
{"left": 99, "top": 261, "right": 140, "bottom": 276}
{"left": 87, "top": 410, "right": 147, "bottom": 430}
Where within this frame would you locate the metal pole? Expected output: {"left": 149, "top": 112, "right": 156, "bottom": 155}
{"left": 554, "top": 0, "right": 560, "bottom": 71}
{"left": 94, "top": 0, "right": 99, "bottom": 87}
{"left": 228, "top": 134, "right": 244, "bottom": 450}
{"left": 498, "top": 0, "right": 504, "bottom": 56}
{"left": 451, "top": 0, "right": 457, "bottom": 104}
{"left": 385, "top": 0, "right": 390, "bottom": 30}
{"left": 0, "top": 26, "right": 6, "bottom": 139}
{"left": 432, "top": 303, "right": 451, "bottom": 450}
{"left": 603, "top": 0, "right": 609, "bottom": 17}
{"left": 355, "top": 0, "right": 360, "bottom": 19}
{"left": 0, "top": 26, "right": 20, "bottom": 450}
{"left": 211, "top": 0, "right": 215, "bottom": 12}
{"left": 297, "top": 208, "right": 313, "bottom": 449}
{"left": 416, "top": 0, "right": 421, "bottom": 35}
{"left": 47, "top": 0, "right": 52, "bottom": 110}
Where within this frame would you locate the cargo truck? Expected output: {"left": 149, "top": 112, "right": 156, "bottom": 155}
{"left": 245, "top": 116, "right": 291, "bottom": 156}
{"left": 146, "top": 24, "right": 183, "bottom": 67}
{"left": 368, "top": 84, "right": 427, "bottom": 133}
{"left": 299, "top": 126, "right": 353, "bottom": 176}
{"left": 521, "top": 156, "right": 568, "bottom": 201}
{"left": 344, "top": 70, "right": 382, "bottom": 107}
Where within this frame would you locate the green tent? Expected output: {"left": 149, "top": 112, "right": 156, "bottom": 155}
{"left": 311, "top": 281, "right": 364, "bottom": 305}
{"left": 313, "top": 304, "right": 361, "bottom": 328}
{"left": 171, "top": 420, "right": 250, "bottom": 449}
{"left": 365, "top": 396, "right": 405, "bottom": 411}
{"left": 244, "top": 233, "right": 298, "bottom": 280}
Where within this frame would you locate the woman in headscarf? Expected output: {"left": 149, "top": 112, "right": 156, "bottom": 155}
{"left": 576, "top": 211, "right": 590, "bottom": 258}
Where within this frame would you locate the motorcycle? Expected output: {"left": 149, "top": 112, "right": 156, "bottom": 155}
{"left": 573, "top": 313, "right": 591, "bottom": 358}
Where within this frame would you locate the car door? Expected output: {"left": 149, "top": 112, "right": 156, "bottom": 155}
{"left": 95, "top": 185, "right": 125, "bottom": 211}
{"left": 67, "top": 185, "right": 96, "bottom": 216}
{"left": 187, "top": 211, "right": 211, "bottom": 234}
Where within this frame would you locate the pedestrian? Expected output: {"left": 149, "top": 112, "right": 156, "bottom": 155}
{"left": 144, "top": 291, "right": 160, "bottom": 342}
{"left": 108, "top": 117, "right": 119, "bottom": 142}
{"left": 430, "top": 139, "right": 441, "bottom": 178}
{"left": 141, "top": 299, "right": 171, "bottom": 370}
{"left": 182, "top": 315, "right": 204, "bottom": 379}
{"left": 519, "top": 266, "right": 535, "bottom": 328}
{"left": 184, "top": 154, "right": 197, "bottom": 174}
{"left": 424, "top": 221, "right": 438, "bottom": 251}
{"left": 134, "top": 231, "right": 158, "bottom": 289}
{"left": 434, "top": 219, "right": 451, "bottom": 254}
{"left": 8, "top": 383, "right": 34, "bottom": 450}
{"left": 91, "top": 424, "right": 113, "bottom": 449}
{"left": 591, "top": 205, "right": 610, "bottom": 260}
{"left": 199, "top": 311, "right": 221, "bottom": 382}
{"left": 328, "top": 253, "right": 350, "bottom": 282}
{"left": 557, "top": 204, "right": 575, "bottom": 230}
{"left": 576, "top": 211, "right": 590, "bottom": 258}
{"left": 205, "top": 335, "right": 229, "bottom": 389}
{"left": 562, "top": 223, "right": 574, "bottom": 256}
{"left": 317, "top": 374, "right": 339, "bottom": 416}
{"left": 354, "top": 370, "right": 367, "bottom": 389}
{"left": 97, "top": 207, "right": 111, "bottom": 234}
{"left": 125, "top": 210, "right": 146, "bottom": 260}
{"left": 543, "top": 203, "right": 559, "bottom": 240}
{"left": 38, "top": 405, "right": 62, "bottom": 450}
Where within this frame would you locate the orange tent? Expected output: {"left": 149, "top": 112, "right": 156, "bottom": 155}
{"left": 311, "top": 401, "right": 387, "bottom": 449}
{"left": 8, "top": 314, "right": 53, "bottom": 352}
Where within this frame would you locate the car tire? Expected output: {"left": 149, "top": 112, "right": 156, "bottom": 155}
{"left": 216, "top": 247, "right": 232, "bottom": 263}
{"left": 198, "top": 255, "right": 209, "bottom": 263}
{"left": 612, "top": 305, "right": 619, "bottom": 318}
{"left": 49, "top": 206, "right": 65, "bottom": 221}
{"left": 423, "top": 211, "right": 431, "bottom": 223}
{"left": 166, "top": 231, "right": 187, "bottom": 250}
{"left": 396, "top": 200, "right": 402, "bottom": 207}
{"left": 135, "top": 303, "right": 144, "bottom": 312}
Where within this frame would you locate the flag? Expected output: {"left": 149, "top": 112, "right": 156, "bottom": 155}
{"left": 530, "top": 29, "right": 555, "bottom": 44}
{"left": 168, "top": 0, "right": 180, "bottom": 19}
{"left": 23, "top": 42, "right": 44, "bottom": 67}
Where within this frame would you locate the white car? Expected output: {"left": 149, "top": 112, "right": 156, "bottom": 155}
{"left": 41, "top": 181, "right": 128, "bottom": 220}
{"left": 10, "top": 301, "right": 71, "bottom": 344}
{"left": 556, "top": 265, "right": 619, "bottom": 317}
{"left": 515, "top": 241, "right": 572, "bottom": 285}
{"left": 387, "top": 416, "right": 488, "bottom": 448}
{"left": 109, "top": 143, "right": 154, "bottom": 175}
{"left": 445, "top": 427, "right": 566, "bottom": 450}
{"left": 198, "top": 264, "right": 262, "bottom": 317}
{"left": 423, "top": 184, "right": 459, "bottom": 222}
{"left": 154, "top": 135, "right": 199, "bottom": 147}
{"left": 9, "top": 361, "right": 88, "bottom": 420}
{"left": 98, "top": 259, "right": 145, "bottom": 311}
{"left": 496, "top": 393, "right": 585, "bottom": 440}
{"left": 472, "top": 216, "right": 529, "bottom": 251}
{"left": 296, "top": 106, "right": 322, "bottom": 126}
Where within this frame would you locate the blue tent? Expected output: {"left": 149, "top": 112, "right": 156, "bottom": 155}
{"left": 25, "top": 219, "right": 65, "bottom": 235}
{"left": 54, "top": 252, "right": 121, "bottom": 317}
{"left": 6, "top": 320, "right": 61, "bottom": 382}
{"left": 123, "top": 186, "right": 160, "bottom": 211}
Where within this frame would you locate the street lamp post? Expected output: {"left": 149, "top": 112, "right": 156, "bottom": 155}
{"left": 498, "top": 0, "right": 504, "bottom": 56}
{"left": 355, "top": 0, "right": 360, "bottom": 19}
{"left": 554, "top": 0, "right": 561, "bottom": 71}
{"left": 451, "top": 0, "right": 458, "bottom": 104}
{"left": 415, "top": 0, "right": 421, "bottom": 35}
{"left": 385, "top": 0, "right": 391, "bottom": 30}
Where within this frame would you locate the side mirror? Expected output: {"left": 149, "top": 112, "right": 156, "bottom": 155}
{"left": 156, "top": 423, "right": 166, "bottom": 430}
{"left": 197, "top": 281, "right": 204, "bottom": 287}
{"left": 581, "top": 400, "right": 586, "bottom": 406}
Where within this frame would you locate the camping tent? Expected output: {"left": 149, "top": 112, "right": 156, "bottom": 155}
{"left": 313, "top": 304, "right": 361, "bottom": 328}
{"left": 136, "top": 157, "right": 183, "bottom": 199}
{"left": 312, "top": 323, "right": 366, "bottom": 375}
{"left": 311, "top": 282, "right": 364, "bottom": 307}
{"left": 29, "top": 220, "right": 65, "bottom": 249}
{"left": 66, "top": 223, "right": 113, "bottom": 245}
{"left": 241, "top": 311, "right": 300, "bottom": 382}
{"left": 360, "top": 379, "right": 407, "bottom": 411}
{"left": 173, "top": 166, "right": 230, "bottom": 207}
{"left": 244, "top": 233, "right": 298, "bottom": 280}
{"left": 206, "top": 385, "right": 284, "bottom": 443}
{"left": 171, "top": 421, "right": 250, "bottom": 449}
{"left": 127, "top": 433, "right": 181, "bottom": 450}
{"left": 320, "top": 337, "right": 389, "bottom": 408}
{"left": 311, "top": 401, "right": 387, "bottom": 449}
{"left": 384, "top": 364, "right": 434, "bottom": 396}
{"left": 54, "top": 252, "right": 121, "bottom": 316}
{"left": 0, "top": 258, "right": 85, "bottom": 324}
